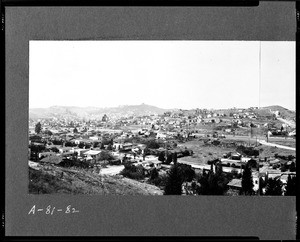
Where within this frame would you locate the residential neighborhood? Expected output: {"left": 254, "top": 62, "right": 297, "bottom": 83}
{"left": 28, "top": 104, "right": 296, "bottom": 196}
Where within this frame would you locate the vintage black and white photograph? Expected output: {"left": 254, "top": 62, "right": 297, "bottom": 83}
{"left": 28, "top": 40, "right": 295, "bottom": 196}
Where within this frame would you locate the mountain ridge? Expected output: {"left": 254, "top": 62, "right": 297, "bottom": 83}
{"left": 29, "top": 104, "right": 295, "bottom": 120}
{"left": 29, "top": 103, "right": 169, "bottom": 119}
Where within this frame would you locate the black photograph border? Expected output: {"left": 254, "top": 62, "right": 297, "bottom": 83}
{"left": 1, "top": 0, "right": 298, "bottom": 241}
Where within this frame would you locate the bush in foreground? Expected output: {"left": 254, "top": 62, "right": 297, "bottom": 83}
{"left": 120, "top": 162, "right": 145, "bottom": 180}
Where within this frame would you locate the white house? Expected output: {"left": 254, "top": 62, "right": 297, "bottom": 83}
{"left": 83, "top": 150, "right": 102, "bottom": 161}
{"left": 59, "top": 147, "right": 73, "bottom": 154}
{"left": 89, "top": 136, "right": 101, "bottom": 141}
{"left": 156, "top": 132, "right": 167, "bottom": 139}
{"left": 72, "top": 148, "right": 89, "bottom": 157}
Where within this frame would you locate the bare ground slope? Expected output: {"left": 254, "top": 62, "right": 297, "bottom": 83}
{"left": 29, "top": 164, "right": 163, "bottom": 195}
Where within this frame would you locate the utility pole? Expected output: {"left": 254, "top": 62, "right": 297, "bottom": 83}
{"left": 256, "top": 134, "right": 257, "bottom": 147}
{"left": 249, "top": 126, "right": 251, "bottom": 147}
{"left": 266, "top": 123, "right": 269, "bottom": 143}
{"left": 164, "top": 141, "right": 167, "bottom": 162}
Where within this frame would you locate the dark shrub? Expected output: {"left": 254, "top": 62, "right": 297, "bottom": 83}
{"left": 236, "top": 145, "right": 259, "bottom": 157}
{"left": 120, "top": 163, "right": 145, "bottom": 180}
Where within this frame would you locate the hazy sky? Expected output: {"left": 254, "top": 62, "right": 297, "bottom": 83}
{"left": 29, "top": 41, "right": 295, "bottom": 110}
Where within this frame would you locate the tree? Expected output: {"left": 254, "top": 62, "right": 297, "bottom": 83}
{"left": 52, "top": 139, "right": 63, "bottom": 145}
{"left": 289, "top": 161, "right": 296, "bottom": 172}
{"left": 259, "top": 177, "right": 266, "bottom": 195}
{"left": 29, "top": 135, "right": 42, "bottom": 143}
{"left": 149, "top": 168, "right": 159, "bottom": 180}
{"left": 73, "top": 127, "right": 78, "bottom": 133}
{"left": 149, "top": 168, "right": 163, "bottom": 186}
{"left": 197, "top": 170, "right": 210, "bottom": 195}
{"left": 240, "top": 164, "right": 254, "bottom": 195}
{"left": 196, "top": 167, "right": 228, "bottom": 195}
{"left": 65, "top": 141, "right": 75, "bottom": 147}
{"left": 231, "top": 169, "right": 238, "bottom": 178}
{"left": 102, "top": 114, "right": 109, "bottom": 122}
{"left": 29, "top": 144, "right": 46, "bottom": 162}
{"left": 166, "top": 154, "right": 173, "bottom": 164}
{"left": 50, "top": 147, "right": 59, "bottom": 153}
{"left": 178, "top": 164, "right": 195, "bottom": 182}
{"left": 158, "top": 152, "right": 165, "bottom": 162}
{"left": 284, "top": 175, "right": 296, "bottom": 196}
{"left": 145, "top": 139, "right": 160, "bottom": 149}
{"left": 172, "top": 152, "right": 177, "bottom": 164}
{"left": 120, "top": 163, "right": 145, "bottom": 180}
{"left": 35, "top": 122, "right": 42, "bottom": 134}
{"left": 247, "top": 159, "right": 257, "bottom": 169}
{"left": 264, "top": 177, "right": 283, "bottom": 196}
{"left": 164, "top": 164, "right": 183, "bottom": 195}
{"left": 44, "top": 129, "right": 52, "bottom": 136}
{"left": 98, "top": 150, "right": 115, "bottom": 161}
{"left": 280, "top": 164, "right": 287, "bottom": 172}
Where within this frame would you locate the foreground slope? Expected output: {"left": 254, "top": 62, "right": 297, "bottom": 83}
{"left": 29, "top": 164, "right": 163, "bottom": 195}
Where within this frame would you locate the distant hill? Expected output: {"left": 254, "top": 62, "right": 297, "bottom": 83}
{"left": 29, "top": 104, "right": 295, "bottom": 121}
{"left": 29, "top": 103, "right": 168, "bottom": 119}
{"left": 262, "top": 105, "right": 295, "bottom": 120}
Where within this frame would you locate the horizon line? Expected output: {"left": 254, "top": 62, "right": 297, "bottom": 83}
{"left": 29, "top": 103, "right": 294, "bottom": 111}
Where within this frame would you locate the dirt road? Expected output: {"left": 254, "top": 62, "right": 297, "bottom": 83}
{"left": 258, "top": 139, "right": 296, "bottom": 151}
{"left": 100, "top": 165, "right": 124, "bottom": 175}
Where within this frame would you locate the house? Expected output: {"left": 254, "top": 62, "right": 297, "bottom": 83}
{"left": 139, "top": 160, "right": 162, "bottom": 170}
{"left": 252, "top": 171, "right": 259, "bottom": 191}
{"left": 121, "top": 143, "right": 133, "bottom": 151}
{"left": 151, "top": 160, "right": 162, "bottom": 170}
{"left": 227, "top": 179, "right": 242, "bottom": 191}
{"left": 288, "top": 130, "right": 296, "bottom": 136}
{"left": 89, "top": 136, "right": 101, "bottom": 141}
{"left": 113, "top": 142, "right": 122, "bottom": 151}
{"left": 144, "top": 155, "right": 158, "bottom": 161}
{"left": 83, "top": 150, "right": 102, "bottom": 161}
{"left": 178, "top": 160, "right": 211, "bottom": 173}
{"left": 156, "top": 132, "right": 167, "bottom": 139}
{"left": 280, "top": 174, "right": 289, "bottom": 185}
{"left": 74, "top": 138, "right": 93, "bottom": 145}
{"left": 72, "top": 148, "right": 89, "bottom": 157}
{"left": 58, "top": 147, "right": 73, "bottom": 154}
{"left": 269, "top": 159, "right": 281, "bottom": 165}
{"left": 38, "top": 151, "right": 57, "bottom": 159}
{"left": 259, "top": 166, "right": 279, "bottom": 177}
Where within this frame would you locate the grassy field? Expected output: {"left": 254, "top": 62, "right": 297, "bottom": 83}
{"left": 258, "top": 145, "right": 296, "bottom": 159}
{"left": 177, "top": 136, "right": 295, "bottom": 163}
{"left": 177, "top": 139, "right": 243, "bottom": 165}
{"left": 266, "top": 138, "right": 296, "bottom": 148}
{"left": 29, "top": 165, "right": 163, "bottom": 195}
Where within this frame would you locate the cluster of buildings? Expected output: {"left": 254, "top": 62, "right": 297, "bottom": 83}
{"left": 29, "top": 106, "right": 295, "bottom": 195}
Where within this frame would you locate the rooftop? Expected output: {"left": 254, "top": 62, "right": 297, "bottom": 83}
{"left": 84, "top": 150, "right": 102, "bottom": 155}
{"left": 227, "top": 179, "right": 242, "bottom": 188}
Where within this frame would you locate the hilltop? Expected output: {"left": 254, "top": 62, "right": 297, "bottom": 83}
{"left": 29, "top": 103, "right": 168, "bottom": 119}
{"left": 29, "top": 104, "right": 295, "bottom": 130}
{"left": 261, "top": 105, "right": 295, "bottom": 120}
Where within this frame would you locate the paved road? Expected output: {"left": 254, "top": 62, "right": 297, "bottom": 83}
{"left": 257, "top": 139, "right": 296, "bottom": 151}
{"left": 100, "top": 165, "right": 124, "bottom": 175}
{"left": 224, "top": 134, "right": 295, "bottom": 143}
